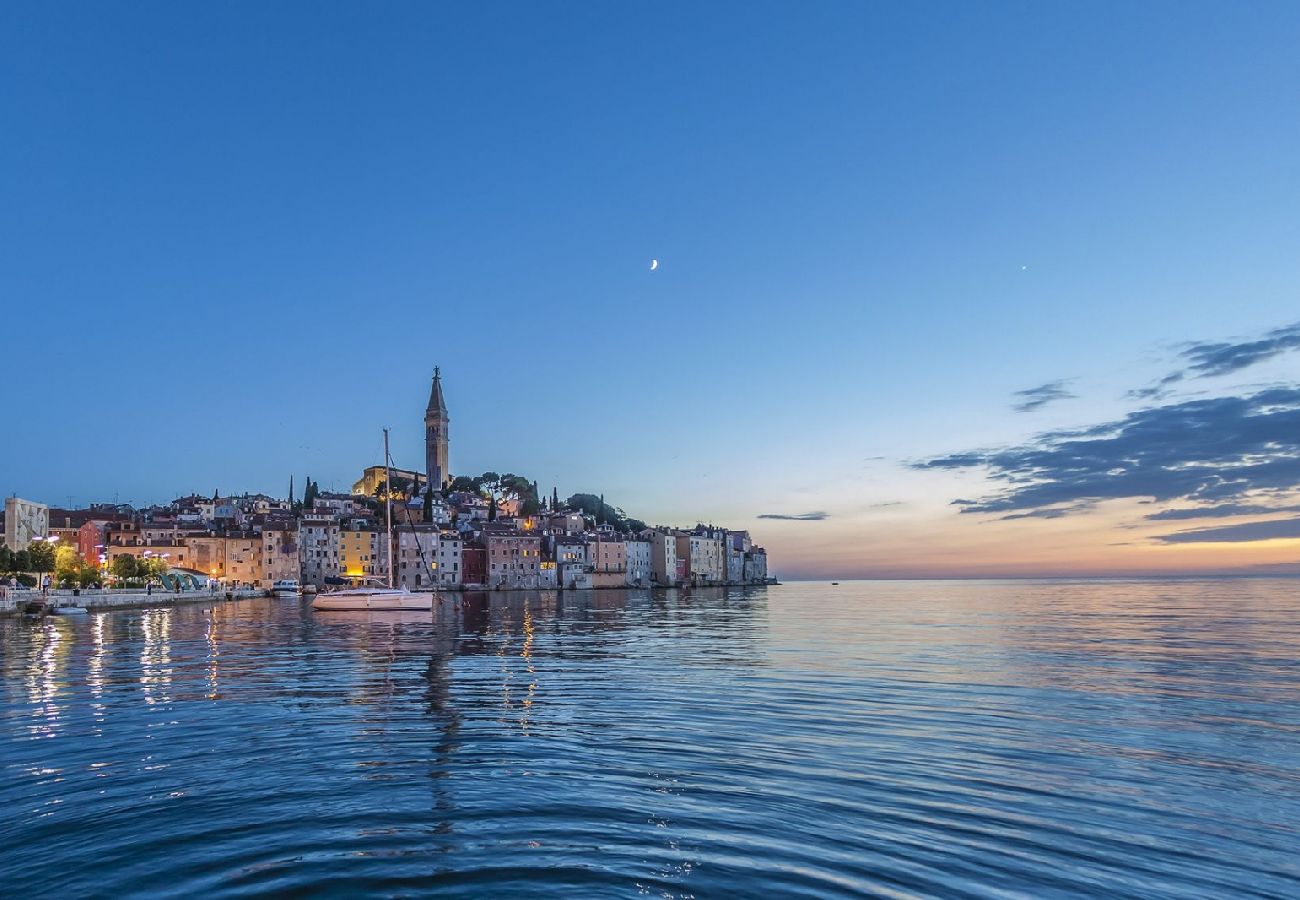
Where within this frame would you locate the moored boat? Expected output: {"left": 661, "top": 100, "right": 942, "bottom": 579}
{"left": 271, "top": 579, "right": 301, "bottom": 598}
{"left": 311, "top": 587, "right": 435, "bottom": 611}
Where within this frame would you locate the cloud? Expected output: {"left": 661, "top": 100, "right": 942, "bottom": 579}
{"left": 1126, "top": 322, "right": 1300, "bottom": 399}
{"left": 1154, "top": 516, "right": 1300, "bottom": 544}
{"left": 916, "top": 387, "right": 1300, "bottom": 516}
{"left": 1145, "top": 503, "right": 1300, "bottom": 521}
{"left": 757, "top": 511, "right": 829, "bottom": 521}
{"left": 1179, "top": 322, "right": 1300, "bottom": 378}
{"left": 1000, "top": 504, "right": 1093, "bottom": 521}
{"left": 1012, "top": 379, "right": 1076, "bottom": 412}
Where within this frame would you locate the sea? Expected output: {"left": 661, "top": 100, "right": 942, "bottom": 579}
{"left": 1, "top": 580, "right": 1297, "bottom": 898}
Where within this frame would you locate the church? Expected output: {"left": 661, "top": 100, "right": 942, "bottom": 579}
{"left": 350, "top": 367, "right": 450, "bottom": 497}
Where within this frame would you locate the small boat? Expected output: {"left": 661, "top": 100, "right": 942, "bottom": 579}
{"left": 271, "top": 579, "right": 301, "bottom": 598}
{"left": 52, "top": 606, "right": 89, "bottom": 616}
{"left": 311, "top": 586, "right": 435, "bottom": 611}
{"left": 830, "top": 582, "right": 839, "bottom": 585}
{"left": 309, "top": 427, "right": 437, "bottom": 614}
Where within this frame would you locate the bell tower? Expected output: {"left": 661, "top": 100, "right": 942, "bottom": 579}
{"left": 425, "top": 366, "right": 450, "bottom": 490}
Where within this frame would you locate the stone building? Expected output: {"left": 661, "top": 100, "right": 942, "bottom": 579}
{"left": 299, "top": 515, "right": 340, "bottom": 587}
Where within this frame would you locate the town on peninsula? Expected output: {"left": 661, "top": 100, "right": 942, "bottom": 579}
{"left": 1, "top": 369, "right": 770, "bottom": 604}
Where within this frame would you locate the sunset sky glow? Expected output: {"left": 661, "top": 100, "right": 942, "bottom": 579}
{"left": 3, "top": 2, "right": 1299, "bottom": 577}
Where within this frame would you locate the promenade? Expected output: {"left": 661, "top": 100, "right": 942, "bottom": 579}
{"left": 0, "top": 585, "right": 267, "bottom": 616}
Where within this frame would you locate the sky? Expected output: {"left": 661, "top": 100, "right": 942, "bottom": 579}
{"left": 3, "top": 2, "right": 1300, "bottom": 578}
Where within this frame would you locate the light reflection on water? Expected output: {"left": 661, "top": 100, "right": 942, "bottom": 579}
{"left": 1, "top": 580, "right": 1298, "bottom": 897}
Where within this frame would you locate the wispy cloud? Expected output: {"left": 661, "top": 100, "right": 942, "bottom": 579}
{"left": 1000, "top": 504, "right": 1093, "bottom": 521}
{"left": 1145, "top": 502, "right": 1300, "bottom": 521}
{"left": 1012, "top": 379, "right": 1075, "bottom": 413}
{"left": 1180, "top": 322, "right": 1300, "bottom": 378}
{"left": 1130, "top": 323, "right": 1300, "bottom": 398}
{"left": 757, "top": 511, "right": 829, "bottom": 521}
{"left": 1154, "top": 516, "right": 1300, "bottom": 543}
{"left": 916, "top": 387, "right": 1300, "bottom": 516}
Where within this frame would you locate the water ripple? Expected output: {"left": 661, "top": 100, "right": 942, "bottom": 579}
{"left": 2, "top": 581, "right": 1299, "bottom": 897}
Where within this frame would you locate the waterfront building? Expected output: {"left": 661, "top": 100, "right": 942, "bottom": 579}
{"left": 77, "top": 516, "right": 121, "bottom": 566}
{"left": 260, "top": 521, "right": 300, "bottom": 588}
{"left": 3, "top": 496, "right": 48, "bottom": 551}
{"left": 299, "top": 515, "right": 341, "bottom": 588}
{"left": 589, "top": 537, "right": 627, "bottom": 588}
{"left": 538, "top": 557, "right": 558, "bottom": 589}
{"left": 625, "top": 537, "right": 652, "bottom": 587}
{"left": 424, "top": 367, "right": 450, "bottom": 491}
{"left": 391, "top": 525, "right": 463, "bottom": 589}
{"left": 340, "top": 525, "right": 386, "bottom": 580}
{"left": 433, "top": 531, "right": 462, "bottom": 585}
{"left": 186, "top": 535, "right": 225, "bottom": 579}
{"left": 483, "top": 528, "right": 543, "bottom": 589}
{"left": 678, "top": 526, "right": 726, "bottom": 585}
{"left": 223, "top": 534, "right": 263, "bottom": 587}
{"left": 725, "top": 531, "right": 748, "bottom": 584}
{"left": 649, "top": 530, "right": 679, "bottom": 586}
{"left": 461, "top": 546, "right": 487, "bottom": 586}
{"left": 393, "top": 524, "right": 441, "bottom": 590}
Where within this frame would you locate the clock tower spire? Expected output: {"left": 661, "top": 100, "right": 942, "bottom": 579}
{"left": 425, "top": 366, "right": 450, "bottom": 491}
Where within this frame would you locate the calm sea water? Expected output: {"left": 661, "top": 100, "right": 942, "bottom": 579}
{"left": 2, "top": 581, "right": 1298, "bottom": 898}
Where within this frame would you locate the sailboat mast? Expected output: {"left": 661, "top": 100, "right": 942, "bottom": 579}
{"left": 384, "top": 427, "right": 393, "bottom": 589}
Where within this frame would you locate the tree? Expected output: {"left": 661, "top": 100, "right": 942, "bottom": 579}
{"left": 77, "top": 565, "right": 99, "bottom": 588}
{"left": 447, "top": 475, "right": 481, "bottom": 495}
{"left": 303, "top": 476, "right": 319, "bottom": 511}
{"left": 479, "top": 472, "right": 503, "bottom": 503}
{"left": 566, "top": 493, "right": 641, "bottom": 532}
{"left": 13, "top": 549, "right": 31, "bottom": 574}
{"left": 112, "top": 555, "right": 139, "bottom": 580}
{"left": 55, "top": 544, "right": 83, "bottom": 582}
{"left": 28, "top": 540, "right": 56, "bottom": 576}
{"left": 0, "top": 545, "right": 11, "bottom": 574}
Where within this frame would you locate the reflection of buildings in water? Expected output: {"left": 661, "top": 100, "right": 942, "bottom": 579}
{"left": 205, "top": 611, "right": 220, "bottom": 701}
{"left": 139, "top": 608, "right": 173, "bottom": 706}
{"left": 24, "top": 618, "right": 73, "bottom": 739}
{"left": 89, "top": 613, "right": 108, "bottom": 730}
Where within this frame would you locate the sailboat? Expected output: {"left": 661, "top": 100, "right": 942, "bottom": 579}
{"left": 311, "top": 428, "right": 436, "bottom": 612}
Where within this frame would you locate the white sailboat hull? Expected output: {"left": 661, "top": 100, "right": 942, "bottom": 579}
{"left": 311, "top": 589, "right": 436, "bottom": 611}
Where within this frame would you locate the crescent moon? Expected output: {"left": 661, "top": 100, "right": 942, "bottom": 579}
{"left": 650, "top": 259, "right": 658, "bottom": 271}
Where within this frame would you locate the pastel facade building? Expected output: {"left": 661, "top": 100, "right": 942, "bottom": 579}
{"left": 649, "top": 530, "right": 679, "bottom": 586}
{"left": 223, "top": 535, "right": 263, "bottom": 587}
{"left": 299, "top": 515, "right": 341, "bottom": 587}
{"left": 394, "top": 525, "right": 440, "bottom": 590}
{"left": 340, "top": 526, "right": 386, "bottom": 580}
{"left": 589, "top": 537, "right": 627, "bottom": 589}
{"left": 625, "top": 538, "right": 652, "bottom": 587}
{"left": 678, "top": 527, "right": 725, "bottom": 585}
{"left": 484, "top": 529, "right": 543, "bottom": 589}
{"left": 261, "top": 522, "right": 300, "bottom": 587}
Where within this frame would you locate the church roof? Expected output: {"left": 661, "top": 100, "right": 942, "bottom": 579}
{"left": 426, "top": 367, "right": 448, "bottom": 417}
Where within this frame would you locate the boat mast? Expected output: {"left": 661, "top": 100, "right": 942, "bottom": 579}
{"left": 384, "top": 427, "right": 393, "bottom": 589}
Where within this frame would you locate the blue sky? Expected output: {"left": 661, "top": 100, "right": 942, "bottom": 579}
{"left": 3, "top": 3, "right": 1299, "bottom": 575}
